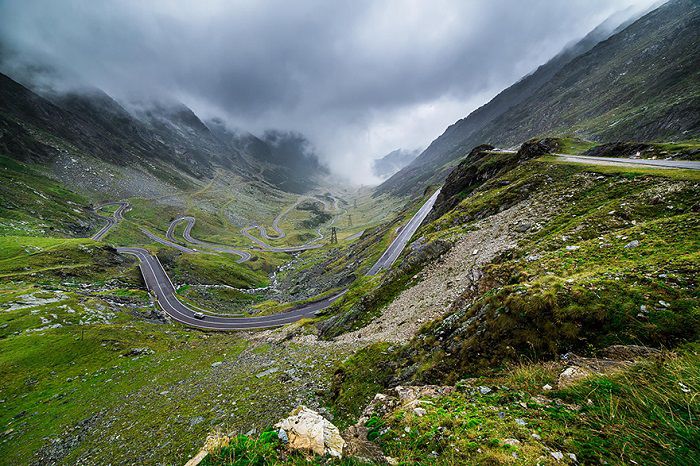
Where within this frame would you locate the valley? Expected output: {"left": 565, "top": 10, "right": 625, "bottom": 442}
{"left": 0, "top": 0, "right": 699, "bottom": 465}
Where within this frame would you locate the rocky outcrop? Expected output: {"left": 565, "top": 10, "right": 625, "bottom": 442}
{"left": 275, "top": 406, "right": 345, "bottom": 458}
{"left": 515, "top": 137, "right": 561, "bottom": 160}
{"left": 557, "top": 345, "right": 663, "bottom": 388}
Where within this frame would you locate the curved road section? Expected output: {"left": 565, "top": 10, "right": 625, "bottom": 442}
{"left": 118, "top": 190, "right": 439, "bottom": 330}
{"left": 117, "top": 247, "right": 345, "bottom": 330}
{"left": 367, "top": 189, "right": 441, "bottom": 275}
{"left": 555, "top": 154, "right": 700, "bottom": 170}
{"left": 92, "top": 202, "right": 130, "bottom": 241}
{"left": 167, "top": 216, "right": 251, "bottom": 263}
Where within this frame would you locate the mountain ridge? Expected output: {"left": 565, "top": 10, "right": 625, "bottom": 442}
{"left": 376, "top": 0, "right": 699, "bottom": 197}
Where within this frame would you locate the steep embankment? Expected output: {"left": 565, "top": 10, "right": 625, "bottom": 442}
{"left": 378, "top": 0, "right": 700, "bottom": 197}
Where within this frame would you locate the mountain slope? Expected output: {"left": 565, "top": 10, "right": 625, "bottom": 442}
{"left": 0, "top": 73, "right": 327, "bottom": 195}
{"left": 372, "top": 148, "right": 420, "bottom": 179}
{"left": 377, "top": 0, "right": 700, "bottom": 197}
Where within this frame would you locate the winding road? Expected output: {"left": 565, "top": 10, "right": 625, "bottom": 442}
{"left": 91, "top": 202, "right": 130, "bottom": 241}
{"left": 167, "top": 216, "right": 251, "bottom": 262}
{"left": 117, "top": 247, "right": 347, "bottom": 330}
{"left": 239, "top": 194, "right": 339, "bottom": 252}
{"left": 112, "top": 191, "right": 438, "bottom": 330}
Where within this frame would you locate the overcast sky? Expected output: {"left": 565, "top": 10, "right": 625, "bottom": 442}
{"left": 0, "top": 0, "right": 658, "bottom": 183}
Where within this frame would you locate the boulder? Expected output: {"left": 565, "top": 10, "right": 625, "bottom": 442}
{"left": 275, "top": 406, "right": 345, "bottom": 458}
{"left": 558, "top": 366, "right": 592, "bottom": 388}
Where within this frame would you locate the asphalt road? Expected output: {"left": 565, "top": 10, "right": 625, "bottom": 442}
{"left": 167, "top": 216, "right": 251, "bottom": 263}
{"left": 555, "top": 154, "right": 700, "bottom": 170}
{"left": 367, "top": 188, "right": 441, "bottom": 275}
{"left": 117, "top": 247, "right": 346, "bottom": 330}
{"left": 239, "top": 194, "right": 339, "bottom": 252}
{"left": 140, "top": 227, "right": 195, "bottom": 253}
{"left": 91, "top": 202, "right": 130, "bottom": 241}
{"left": 118, "top": 190, "right": 439, "bottom": 330}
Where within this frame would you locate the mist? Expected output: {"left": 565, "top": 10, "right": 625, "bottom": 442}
{"left": 0, "top": 0, "right": 658, "bottom": 184}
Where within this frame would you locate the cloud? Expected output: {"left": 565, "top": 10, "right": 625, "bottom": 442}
{"left": 0, "top": 0, "right": 658, "bottom": 183}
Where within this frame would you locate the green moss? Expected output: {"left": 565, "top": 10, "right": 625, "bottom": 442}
{"left": 330, "top": 342, "right": 395, "bottom": 427}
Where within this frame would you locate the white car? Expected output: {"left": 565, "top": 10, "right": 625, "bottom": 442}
{"left": 193, "top": 312, "right": 205, "bottom": 319}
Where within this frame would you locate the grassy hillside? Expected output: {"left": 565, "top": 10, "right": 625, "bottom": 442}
{"left": 212, "top": 140, "right": 699, "bottom": 465}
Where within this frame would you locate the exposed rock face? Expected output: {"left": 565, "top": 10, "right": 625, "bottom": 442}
{"left": 557, "top": 345, "right": 663, "bottom": 388}
{"left": 430, "top": 144, "right": 495, "bottom": 219}
{"left": 275, "top": 406, "right": 346, "bottom": 458}
{"left": 358, "top": 385, "right": 454, "bottom": 425}
{"left": 515, "top": 137, "right": 561, "bottom": 161}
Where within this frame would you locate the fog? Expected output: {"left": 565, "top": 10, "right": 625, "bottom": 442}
{"left": 0, "top": 0, "right": 658, "bottom": 183}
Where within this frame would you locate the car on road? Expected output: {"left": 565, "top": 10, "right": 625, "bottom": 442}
{"left": 193, "top": 312, "right": 205, "bottom": 319}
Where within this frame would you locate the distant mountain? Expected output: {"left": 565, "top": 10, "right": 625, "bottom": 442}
{"left": 376, "top": 0, "right": 699, "bottom": 197}
{"left": 372, "top": 148, "right": 420, "bottom": 179}
{"left": 0, "top": 73, "right": 327, "bottom": 194}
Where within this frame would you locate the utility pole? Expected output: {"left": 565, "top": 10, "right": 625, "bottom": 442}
{"left": 330, "top": 227, "right": 338, "bottom": 244}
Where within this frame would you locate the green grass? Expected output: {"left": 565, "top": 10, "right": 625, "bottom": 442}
{"left": 557, "top": 136, "right": 597, "bottom": 154}
{"left": 202, "top": 348, "right": 700, "bottom": 465}
{"left": 365, "top": 348, "right": 699, "bottom": 465}
{"left": 0, "top": 155, "right": 97, "bottom": 237}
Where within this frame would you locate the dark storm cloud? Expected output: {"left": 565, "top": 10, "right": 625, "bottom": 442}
{"left": 0, "top": 0, "right": 657, "bottom": 182}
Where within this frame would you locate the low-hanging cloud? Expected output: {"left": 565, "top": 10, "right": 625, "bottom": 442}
{"left": 0, "top": 0, "right": 658, "bottom": 184}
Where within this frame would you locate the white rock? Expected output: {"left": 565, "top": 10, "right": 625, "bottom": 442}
{"left": 558, "top": 366, "right": 592, "bottom": 388}
{"left": 551, "top": 451, "right": 564, "bottom": 461}
{"left": 413, "top": 407, "right": 427, "bottom": 417}
{"left": 274, "top": 406, "right": 345, "bottom": 458}
{"left": 542, "top": 384, "right": 553, "bottom": 391}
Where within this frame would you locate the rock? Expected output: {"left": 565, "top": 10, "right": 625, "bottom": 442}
{"left": 515, "top": 418, "right": 527, "bottom": 426}
{"left": 624, "top": 240, "right": 640, "bottom": 249}
{"left": 565, "top": 245, "right": 580, "bottom": 251}
{"left": 359, "top": 385, "right": 453, "bottom": 424}
{"left": 504, "top": 438, "right": 521, "bottom": 446}
{"left": 122, "top": 347, "right": 154, "bottom": 357}
{"left": 531, "top": 433, "right": 541, "bottom": 440}
{"left": 542, "top": 384, "right": 553, "bottom": 391}
{"left": 551, "top": 451, "right": 564, "bottom": 461}
{"left": 189, "top": 416, "right": 204, "bottom": 426}
{"left": 275, "top": 406, "right": 346, "bottom": 458}
{"left": 514, "top": 221, "right": 532, "bottom": 232}
{"left": 211, "top": 361, "right": 223, "bottom": 368}
{"left": 185, "top": 432, "right": 230, "bottom": 466}
{"left": 478, "top": 386, "right": 492, "bottom": 395}
{"left": 558, "top": 366, "right": 592, "bottom": 388}
{"left": 597, "top": 345, "right": 661, "bottom": 361}
{"left": 278, "top": 428, "right": 289, "bottom": 443}
{"left": 413, "top": 407, "right": 427, "bottom": 417}
{"left": 256, "top": 367, "right": 279, "bottom": 378}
